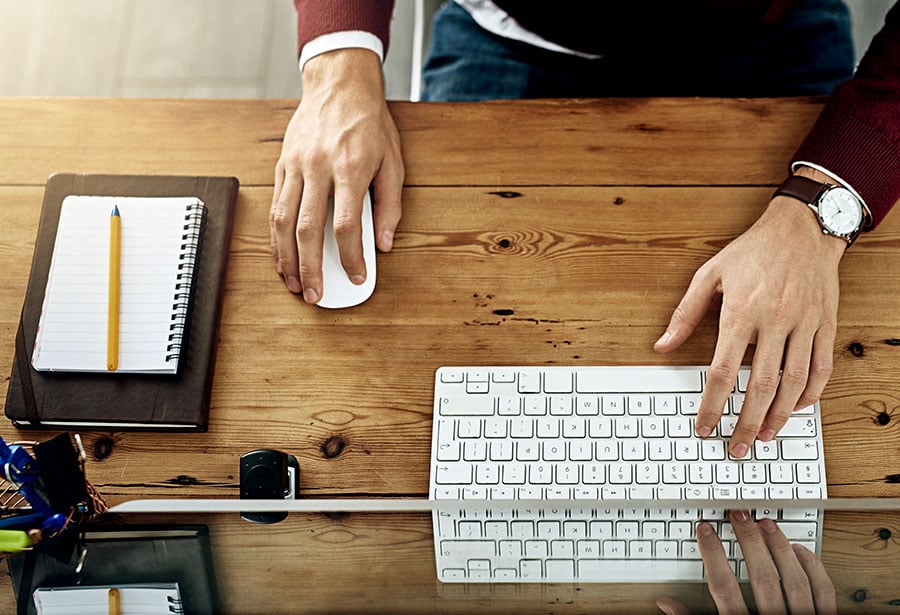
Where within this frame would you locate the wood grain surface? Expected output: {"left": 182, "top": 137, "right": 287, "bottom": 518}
{"left": 0, "top": 98, "right": 898, "bottom": 613}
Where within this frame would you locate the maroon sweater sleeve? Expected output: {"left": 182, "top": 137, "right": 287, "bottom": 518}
{"left": 294, "top": 0, "right": 395, "bottom": 57}
{"left": 792, "top": 2, "right": 900, "bottom": 228}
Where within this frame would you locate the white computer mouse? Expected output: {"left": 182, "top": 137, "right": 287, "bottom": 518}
{"left": 317, "top": 192, "right": 376, "bottom": 309}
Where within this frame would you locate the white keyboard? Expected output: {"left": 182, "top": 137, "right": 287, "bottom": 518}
{"left": 429, "top": 366, "right": 827, "bottom": 583}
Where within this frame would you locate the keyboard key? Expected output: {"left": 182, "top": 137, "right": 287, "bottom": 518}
{"left": 518, "top": 371, "right": 541, "bottom": 393}
{"left": 466, "top": 381, "right": 490, "bottom": 394}
{"left": 562, "top": 418, "right": 586, "bottom": 438}
{"left": 440, "top": 540, "right": 495, "bottom": 558}
{"left": 441, "top": 568, "right": 466, "bottom": 581}
{"left": 439, "top": 395, "right": 494, "bottom": 416}
{"left": 648, "top": 441, "right": 673, "bottom": 461}
{"left": 576, "top": 367, "right": 703, "bottom": 393}
{"left": 582, "top": 464, "right": 605, "bottom": 484}
{"left": 655, "top": 395, "right": 678, "bottom": 415}
{"left": 782, "top": 509, "right": 819, "bottom": 521}
{"left": 551, "top": 540, "right": 575, "bottom": 557}
{"left": 629, "top": 395, "right": 652, "bottom": 415}
{"left": 546, "top": 559, "right": 576, "bottom": 580}
{"left": 736, "top": 368, "right": 751, "bottom": 392}
{"left": 525, "top": 539, "right": 549, "bottom": 557}
{"left": 520, "top": 560, "right": 543, "bottom": 580}
{"left": 475, "top": 464, "right": 499, "bottom": 484}
{"left": 492, "top": 369, "right": 516, "bottom": 383}
{"left": 569, "top": 441, "right": 592, "bottom": 461}
{"left": 780, "top": 416, "right": 817, "bottom": 437}
{"left": 782, "top": 439, "right": 819, "bottom": 460}
{"left": 550, "top": 396, "right": 573, "bottom": 415}
{"left": 544, "top": 371, "right": 574, "bottom": 393}
{"left": 435, "top": 463, "right": 472, "bottom": 484}
{"left": 498, "top": 396, "right": 521, "bottom": 415}
{"left": 499, "top": 539, "right": 522, "bottom": 557}
{"left": 755, "top": 440, "right": 778, "bottom": 460}
{"left": 668, "top": 418, "right": 692, "bottom": 438}
{"left": 596, "top": 441, "right": 619, "bottom": 461}
{"left": 510, "top": 418, "right": 533, "bottom": 438}
{"left": 588, "top": 417, "right": 613, "bottom": 438}
{"left": 536, "top": 419, "right": 559, "bottom": 439}
{"left": 439, "top": 368, "right": 464, "bottom": 383}
{"left": 779, "top": 523, "right": 819, "bottom": 540}
{"left": 523, "top": 396, "right": 546, "bottom": 415}
{"left": 701, "top": 439, "right": 726, "bottom": 460}
{"left": 575, "top": 395, "right": 599, "bottom": 415}
{"left": 578, "top": 559, "right": 704, "bottom": 581}
{"left": 602, "top": 395, "right": 626, "bottom": 415}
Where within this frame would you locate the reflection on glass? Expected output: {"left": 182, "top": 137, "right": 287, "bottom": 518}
{"left": 9, "top": 506, "right": 897, "bottom": 615}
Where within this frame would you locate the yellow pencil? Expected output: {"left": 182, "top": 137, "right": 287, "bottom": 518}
{"left": 108, "top": 587, "right": 121, "bottom": 615}
{"left": 107, "top": 205, "right": 121, "bottom": 371}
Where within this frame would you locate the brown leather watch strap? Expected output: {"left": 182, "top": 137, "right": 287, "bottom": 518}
{"left": 773, "top": 175, "right": 829, "bottom": 204}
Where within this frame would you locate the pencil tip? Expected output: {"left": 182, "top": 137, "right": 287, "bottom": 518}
{"left": 111, "top": 205, "right": 120, "bottom": 216}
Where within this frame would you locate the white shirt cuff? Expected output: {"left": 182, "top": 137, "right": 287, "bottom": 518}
{"left": 298, "top": 31, "right": 384, "bottom": 73}
{"left": 791, "top": 160, "right": 873, "bottom": 227}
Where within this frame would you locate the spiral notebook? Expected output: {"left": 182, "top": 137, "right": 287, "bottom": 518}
{"left": 31, "top": 196, "right": 205, "bottom": 374}
{"left": 5, "top": 173, "right": 239, "bottom": 430}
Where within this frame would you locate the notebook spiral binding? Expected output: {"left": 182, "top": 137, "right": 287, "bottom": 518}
{"left": 168, "top": 594, "right": 185, "bottom": 614}
{"left": 166, "top": 202, "right": 207, "bottom": 363}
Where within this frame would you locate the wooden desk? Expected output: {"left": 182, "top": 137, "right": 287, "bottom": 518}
{"left": 1, "top": 98, "right": 898, "bottom": 613}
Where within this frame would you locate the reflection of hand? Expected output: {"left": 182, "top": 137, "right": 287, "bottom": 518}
{"left": 270, "top": 49, "right": 404, "bottom": 304}
{"left": 655, "top": 167, "right": 845, "bottom": 458}
{"left": 656, "top": 510, "right": 837, "bottom": 615}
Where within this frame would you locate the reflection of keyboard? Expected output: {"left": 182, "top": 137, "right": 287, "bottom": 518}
{"left": 428, "top": 366, "right": 827, "bottom": 583}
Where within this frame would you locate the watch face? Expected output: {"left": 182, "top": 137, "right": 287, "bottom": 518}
{"left": 818, "top": 187, "right": 862, "bottom": 236}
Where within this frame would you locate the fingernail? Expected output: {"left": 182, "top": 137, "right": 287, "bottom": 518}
{"left": 351, "top": 274, "right": 366, "bottom": 285}
{"left": 695, "top": 424, "right": 712, "bottom": 438}
{"left": 287, "top": 276, "right": 301, "bottom": 293}
{"left": 656, "top": 601, "right": 674, "bottom": 615}
{"left": 731, "top": 509, "right": 750, "bottom": 523}
{"left": 303, "top": 287, "right": 319, "bottom": 303}
{"left": 731, "top": 442, "right": 749, "bottom": 458}
{"left": 696, "top": 522, "right": 714, "bottom": 537}
{"left": 759, "top": 429, "right": 776, "bottom": 442}
{"left": 381, "top": 229, "right": 394, "bottom": 251}
{"left": 759, "top": 518, "right": 777, "bottom": 534}
{"left": 655, "top": 331, "right": 671, "bottom": 346}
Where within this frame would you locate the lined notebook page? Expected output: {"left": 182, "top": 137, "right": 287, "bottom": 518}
{"left": 32, "top": 195, "right": 205, "bottom": 373}
{"left": 33, "top": 583, "right": 182, "bottom": 615}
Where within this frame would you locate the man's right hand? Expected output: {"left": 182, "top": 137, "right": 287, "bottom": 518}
{"left": 270, "top": 48, "right": 404, "bottom": 304}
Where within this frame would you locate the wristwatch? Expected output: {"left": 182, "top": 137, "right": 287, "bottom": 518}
{"left": 773, "top": 175, "right": 869, "bottom": 247}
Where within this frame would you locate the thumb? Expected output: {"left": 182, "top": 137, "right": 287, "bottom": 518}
{"left": 656, "top": 596, "right": 694, "bottom": 615}
{"left": 655, "top": 267, "right": 719, "bottom": 353}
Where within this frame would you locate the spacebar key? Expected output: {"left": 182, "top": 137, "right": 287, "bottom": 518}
{"left": 576, "top": 368, "right": 703, "bottom": 393}
{"left": 578, "top": 559, "right": 704, "bottom": 581}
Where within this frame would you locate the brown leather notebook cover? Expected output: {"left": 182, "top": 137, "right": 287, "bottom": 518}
{"left": 4, "top": 174, "right": 239, "bottom": 431}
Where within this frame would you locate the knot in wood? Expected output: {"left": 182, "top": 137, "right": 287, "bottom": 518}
{"left": 487, "top": 190, "right": 522, "bottom": 199}
{"left": 878, "top": 528, "right": 892, "bottom": 540}
{"left": 852, "top": 589, "right": 867, "bottom": 602}
{"left": 92, "top": 437, "right": 115, "bottom": 460}
{"left": 322, "top": 435, "right": 346, "bottom": 459}
{"left": 848, "top": 342, "right": 865, "bottom": 357}
{"left": 877, "top": 412, "right": 891, "bottom": 426}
